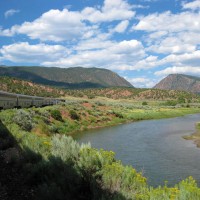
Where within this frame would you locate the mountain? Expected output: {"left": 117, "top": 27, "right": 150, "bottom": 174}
{"left": 0, "top": 66, "right": 133, "bottom": 89}
{"left": 154, "top": 74, "right": 200, "bottom": 94}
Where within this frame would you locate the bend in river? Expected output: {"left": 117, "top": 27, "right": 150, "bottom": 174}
{"left": 74, "top": 114, "right": 200, "bottom": 187}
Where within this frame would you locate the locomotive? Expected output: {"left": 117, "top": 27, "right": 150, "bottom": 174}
{"left": 0, "top": 90, "right": 63, "bottom": 109}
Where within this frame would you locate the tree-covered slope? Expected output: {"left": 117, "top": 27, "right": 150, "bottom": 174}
{"left": 0, "top": 66, "right": 133, "bottom": 89}
{"left": 0, "top": 76, "right": 65, "bottom": 97}
{"left": 65, "top": 87, "right": 200, "bottom": 102}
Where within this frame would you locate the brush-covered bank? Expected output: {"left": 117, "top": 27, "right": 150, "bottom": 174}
{"left": 1, "top": 100, "right": 200, "bottom": 199}
{"left": 2, "top": 99, "right": 200, "bottom": 137}
{"left": 183, "top": 121, "right": 200, "bottom": 148}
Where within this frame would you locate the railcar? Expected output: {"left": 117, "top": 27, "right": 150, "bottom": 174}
{"left": 0, "top": 91, "right": 17, "bottom": 109}
{"left": 0, "top": 90, "right": 63, "bottom": 110}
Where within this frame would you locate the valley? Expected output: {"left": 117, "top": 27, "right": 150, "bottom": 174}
{"left": 1, "top": 69, "right": 200, "bottom": 199}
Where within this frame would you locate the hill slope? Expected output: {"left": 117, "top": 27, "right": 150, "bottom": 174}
{"left": 65, "top": 87, "right": 200, "bottom": 102}
{"left": 0, "top": 66, "right": 133, "bottom": 89}
{"left": 154, "top": 74, "right": 200, "bottom": 94}
{"left": 0, "top": 76, "right": 65, "bottom": 97}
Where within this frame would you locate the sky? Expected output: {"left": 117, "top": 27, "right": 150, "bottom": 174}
{"left": 0, "top": 0, "right": 200, "bottom": 88}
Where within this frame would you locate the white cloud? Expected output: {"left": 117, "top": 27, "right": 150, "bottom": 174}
{"left": 159, "top": 50, "right": 200, "bottom": 66}
{"left": 126, "top": 77, "right": 157, "bottom": 88}
{"left": 131, "top": 10, "right": 200, "bottom": 59}
{"left": 133, "top": 11, "right": 200, "bottom": 33}
{"left": 131, "top": 55, "right": 158, "bottom": 69}
{"left": 0, "top": 0, "right": 135, "bottom": 41}
{"left": 82, "top": 0, "right": 135, "bottom": 23}
{"left": 4, "top": 9, "right": 20, "bottom": 18}
{"left": 113, "top": 20, "right": 129, "bottom": 33}
{"left": 147, "top": 36, "right": 196, "bottom": 54}
{"left": 155, "top": 66, "right": 200, "bottom": 76}
{"left": 42, "top": 40, "right": 146, "bottom": 70}
{"left": 9, "top": 9, "right": 89, "bottom": 42}
{"left": 182, "top": 0, "right": 200, "bottom": 11}
{"left": 0, "top": 42, "right": 68, "bottom": 63}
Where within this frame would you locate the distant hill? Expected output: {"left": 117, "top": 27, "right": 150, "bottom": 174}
{"left": 0, "top": 66, "right": 133, "bottom": 89}
{"left": 0, "top": 76, "right": 65, "bottom": 97}
{"left": 154, "top": 74, "right": 200, "bottom": 94}
{"left": 1, "top": 76, "right": 199, "bottom": 102}
{"left": 65, "top": 87, "right": 200, "bottom": 102}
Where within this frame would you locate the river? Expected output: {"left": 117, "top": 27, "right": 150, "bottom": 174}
{"left": 74, "top": 114, "right": 200, "bottom": 187}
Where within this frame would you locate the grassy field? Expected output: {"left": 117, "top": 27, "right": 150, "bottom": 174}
{"left": 1, "top": 98, "right": 200, "bottom": 199}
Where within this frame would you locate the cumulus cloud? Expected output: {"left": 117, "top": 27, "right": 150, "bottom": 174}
{"left": 159, "top": 50, "right": 200, "bottom": 66}
{"left": 5, "top": 9, "right": 90, "bottom": 42}
{"left": 126, "top": 77, "right": 157, "bottom": 88}
{"left": 155, "top": 66, "right": 200, "bottom": 76}
{"left": 182, "top": 0, "right": 200, "bottom": 11}
{"left": 82, "top": 0, "right": 135, "bottom": 23}
{"left": 4, "top": 9, "right": 20, "bottom": 18}
{"left": 113, "top": 20, "right": 129, "bottom": 33}
{"left": 133, "top": 11, "right": 200, "bottom": 33}
{"left": 42, "top": 40, "right": 146, "bottom": 70}
{"left": 0, "top": 0, "right": 135, "bottom": 41}
{"left": 0, "top": 42, "right": 68, "bottom": 63}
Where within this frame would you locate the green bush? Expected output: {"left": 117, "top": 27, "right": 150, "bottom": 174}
{"left": 142, "top": 101, "right": 148, "bottom": 106}
{"left": 50, "top": 110, "right": 63, "bottom": 121}
{"left": 164, "top": 100, "right": 177, "bottom": 106}
{"left": 69, "top": 110, "right": 80, "bottom": 120}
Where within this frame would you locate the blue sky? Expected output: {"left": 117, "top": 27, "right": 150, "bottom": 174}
{"left": 0, "top": 0, "right": 200, "bottom": 87}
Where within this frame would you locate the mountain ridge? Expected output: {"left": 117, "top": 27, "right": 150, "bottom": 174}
{"left": 154, "top": 74, "right": 200, "bottom": 93}
{"left": 0, "top": 66, "right": 133, "bottom": 89}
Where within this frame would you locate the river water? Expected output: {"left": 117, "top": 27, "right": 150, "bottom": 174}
{"left": 74, "top": 114, "right": 200, "bottom": 187}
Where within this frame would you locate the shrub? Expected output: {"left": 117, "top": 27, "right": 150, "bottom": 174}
{"left": 50, "top": 110, "right": 63, "bottom": 121}
{"left": 13, "top": 110, "right": 34, "bottom": 131}
{"left": 142, "top": 101, "right": 148, "bottom": 106}
{"left": 51, "top": 135, "right": 80, "bottom": 163}
{"left": 88, "top": 95, "right": 95, "bottom": 99}
{"left": 113, "top": 112, "right": 124, "bottom": 119}
{"left": 164, "top": 100, "right": 177, "bottom": 106}
{"left": 69, "top": 110, "right": 80, "bottom": 120}
{"left": 178, "top": 97, "right": 186, "bottom": 104}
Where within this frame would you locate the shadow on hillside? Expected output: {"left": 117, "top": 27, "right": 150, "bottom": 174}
{"left": 0, "top": 120, "right": 35, "bottom": 200}
{"left": 0, "top": 67, "right": 105, "bottom": 89}
{"left": 0, "top": 120, "right": 128, "bottom": 200}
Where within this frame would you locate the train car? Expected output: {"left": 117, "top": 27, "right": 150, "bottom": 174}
{"left": 0, "top": 91, "right": 17, "bottom": 109}
{"left": 17, "top": 94, "right": 34, "bottom": 108}
{"left": 32, "top": 96, "right": 45, "bottom": 107}
{"left": 0, "top": 90, "right": 64, "bottom": 110}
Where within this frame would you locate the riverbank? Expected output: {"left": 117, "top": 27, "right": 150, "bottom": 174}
{"left": 1, "top": 100, "right": 200, "bottom": 199}
{"left": 1, "top": 99, "right": 200, "bottom": 138}
{"left": 183, "top": 122, "right": 200, "bottom": 148}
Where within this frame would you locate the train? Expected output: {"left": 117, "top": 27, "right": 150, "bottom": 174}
{"left": 0, "top": 90, "right": 64, "bottom": 110}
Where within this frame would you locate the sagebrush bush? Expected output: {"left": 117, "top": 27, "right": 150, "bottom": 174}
{"left": 13, "top": 110, "right": 34, "bottom": 131}
{"left": 51, "top": 135, "right": 80, "bottom": 162}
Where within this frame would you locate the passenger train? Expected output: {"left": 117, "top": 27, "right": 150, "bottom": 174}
{"left": 0, "top": 90, "right": 64, "bottom": 110}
